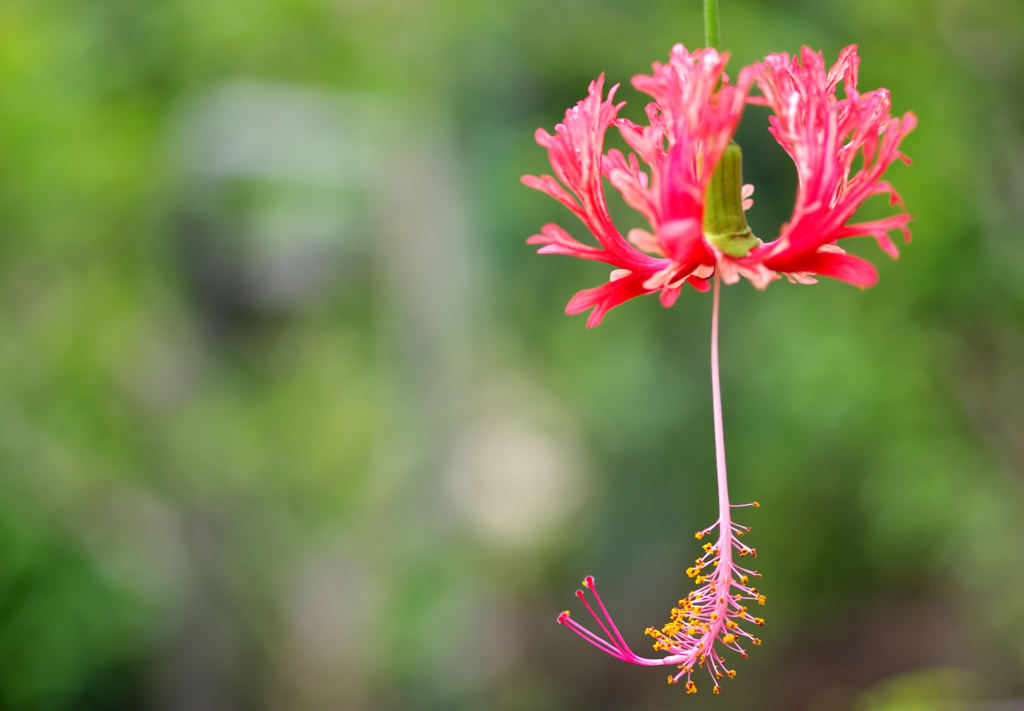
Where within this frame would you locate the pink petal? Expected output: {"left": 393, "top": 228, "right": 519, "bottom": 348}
{"left": 770, "top": 250, "right": 878, "bottom": 287}
{"left": 564, "top": 271, "right": 655, "bottom": 327}
{"left": 752, "top": 45, "right": 915, "bottom": 287}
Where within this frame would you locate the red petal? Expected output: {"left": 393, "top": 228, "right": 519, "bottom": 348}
{"left": 565, "top": 272, "right": 654, "bottom": 327}
{"left": 771, "top": 251, "right": 878, "bottom": 287}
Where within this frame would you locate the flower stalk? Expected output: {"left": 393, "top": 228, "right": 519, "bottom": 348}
{"left": 703, "top": 0, "right": 720, "bottom": 49}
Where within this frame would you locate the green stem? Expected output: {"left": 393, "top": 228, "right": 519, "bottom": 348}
{"left": 703, "top": 0, "right": 720, "bottom": 49}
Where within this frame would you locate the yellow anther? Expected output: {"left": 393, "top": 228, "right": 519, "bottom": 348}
{"left": 752, "top": 501, "right": 760, "bottom": 508}
{"left": 740, "top": 575, "right": 749, "bottom": 584}
{"left": 685, "top": 680, "right": 697, "bottom": 694}
{"left": 710, "top": 612, "right": 718, "bottom": 620}
{"left": 726, "top": 620, "right": 737, "bottom": 629}
{"left": 726, "top": 669, "right": 737, "bottom": 679}
{"left": 752, "top": 638, "right": 762, "bottom": 646}
{"left": 667, "top": 675, "right": 677, "bottom": 685}
{"left": 702, "top": 543, "right": 714, "bottom": 553}
{"left": 686, "top": 567, "right": 697, "bottom": 578}
{"left": 581, "top": 579, "right": 589, "bottom": 588}
{"left": 757, "top": 595, "right": 767, "bottom": 605}
{"left": 722, "top": 634, "right": 736, "bottom": 644}
{"left": 754, "top": 617, "right": 765, "bottom": 626}
{"left": 561, "top": 610, "right": 570, "bottom": 617}
{"left": 695, "top": 531, "right": 704, "bottom": 540}
{"left": 713, "top": 685, "right": 721, "bottom": 695}
{"left": 750, "top": 548, "right": 758, "bottom": 558}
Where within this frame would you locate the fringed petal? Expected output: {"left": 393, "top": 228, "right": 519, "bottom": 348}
{"left": 565, "top": 272, "right": 656, "bottom": 328}
{"left": 754, "top": 45, "right": 915, "bottom": 285}
{"left": 767, "top": 248, "right": 878, "bottom": 287}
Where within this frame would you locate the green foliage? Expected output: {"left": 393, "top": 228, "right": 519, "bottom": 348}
{"left": 0, "top": 0, "right": 1022, "bottom": 709}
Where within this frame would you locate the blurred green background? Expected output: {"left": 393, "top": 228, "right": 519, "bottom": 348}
{"left": 1, "top": 0, "right": 1022, "bottom": 709}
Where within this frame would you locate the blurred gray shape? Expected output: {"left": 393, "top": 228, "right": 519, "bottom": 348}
{"left": 169, "top": 81, "right": 387, "bottom": 332}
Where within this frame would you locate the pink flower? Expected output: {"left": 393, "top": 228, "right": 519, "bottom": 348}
{"left": 522, "top": 45, "right": 916, "bottom": 327}
{"left": 559, "top": 504, "right": 765, "bottom": 694}
{"left": 531, "top": 44, "right": 917, "bottom": 692}
{"left": 747, "top": 46, "right": 918, "bottom": 286}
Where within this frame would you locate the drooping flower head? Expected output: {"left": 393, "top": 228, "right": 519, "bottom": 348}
{"left": 522, "top": 44, "right": 916, "bottom": 327}
{"left": 527, "top": 42, "right": 916, "bottom": 695}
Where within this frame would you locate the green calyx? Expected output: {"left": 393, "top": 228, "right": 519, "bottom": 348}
{"left": 702, "top": 142, "right": 758, "bottom": 258}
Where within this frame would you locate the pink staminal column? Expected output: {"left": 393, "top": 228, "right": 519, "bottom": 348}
{"left": 558, "top": 272, "right": 766, "bottom": 694}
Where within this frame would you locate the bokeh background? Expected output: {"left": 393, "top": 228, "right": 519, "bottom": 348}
{"left": 1, "top": 0, "right": 1023, "bottom": 709}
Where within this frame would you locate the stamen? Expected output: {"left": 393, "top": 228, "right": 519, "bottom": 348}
{"left": 555, "top": 277, "right": 766, "bottom": 693}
